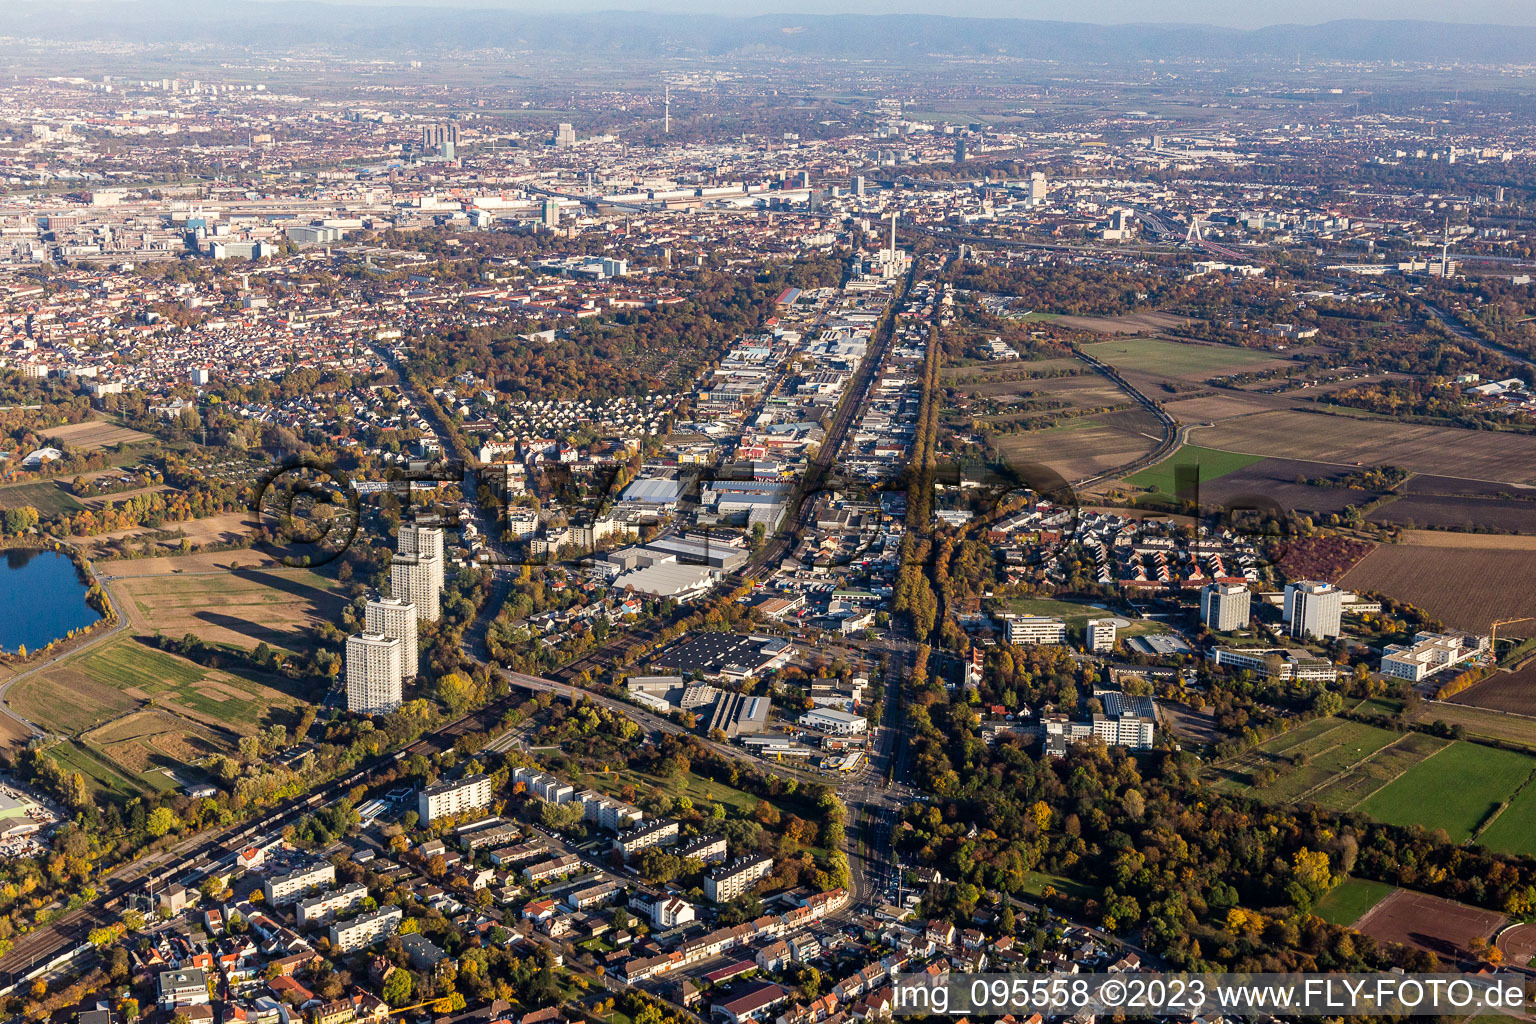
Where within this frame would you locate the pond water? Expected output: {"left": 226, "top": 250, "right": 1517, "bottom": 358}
{"left": 0, "top": 549, "right": 100, "bottom": 654}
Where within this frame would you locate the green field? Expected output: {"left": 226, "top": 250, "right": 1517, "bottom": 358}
{"left": 582, "top": 766, "right": 768, "bottom": 820}
{"left": 9, "top": 633, "right": 306, "bottom": 799}
{"left": 1214, "top": 718, "right": 1536, "bottom": 846}
{"left": 0, "top": 480, "right": 83, "bottom": 516}
{"left": 1023, "top": 870, "right": 1100, "bottom": 904}
{"left": 1124, "top": 444, "right": 1264, "bottom": 495}
{"left": 1211, "top": 718, "right": 1399, "bottom": 797}
{"left": 1082, "top": 338, "right": 1283, "bottom": 376}
{"left": 45, "top": 740, "right": 145, "bottom": 799}
{"left": 1358, "top": 742, "right": 1536, "bottom": 842}
{"left": 1313, "top": 878, "right": 1396, "bottom": 927}
{"left": 1469, "top": 776, "right": 1536, "bottom": 856}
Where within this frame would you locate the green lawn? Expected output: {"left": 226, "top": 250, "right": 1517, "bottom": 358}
{"left": 1124, "top": 444, "right": 1264, "bottom": 494}
{"left": 1359, "top": 742, "right": 1536, "bottom": 842}
{"left": 1309, "top": 732, "right": 1450, "bottom": 811}
{"left": 1218, "top": 720, "right": 1536, "bottom": 843}
{"left": 1349, "top": 695, "right": 1406, "bottom": 718}
{"left": 580, "top": 767, "right": 762, "bottom": 820}
{"left": 1022, "top": 870, "right": 1099, "bottom": 903}
{"left": 1314, "top": 878, "right": 1396, "bottom": 926}
{"left": 1082, "top": 338, "right": 1285, "bottom": 376}
{"left": 47, "top": 740, "right": 143, "bottom": 800}
{"left": 0, "top": 480, "right": 84, "bottom": 516}
{"left": 1472, "top": 776, "right": 1536, "bottom": 856}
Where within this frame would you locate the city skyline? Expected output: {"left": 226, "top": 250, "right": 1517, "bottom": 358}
{"left": 155, "top": 0, "right": 1536, "bottom": 28}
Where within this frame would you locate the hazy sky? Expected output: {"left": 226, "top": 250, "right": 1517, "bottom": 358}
{"left": 236, "top": 0, "right": 1536, "bottom": 28}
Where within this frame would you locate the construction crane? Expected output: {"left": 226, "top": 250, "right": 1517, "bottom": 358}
{"left": 1489, "top": 617, "right": 1536, "bottom": 661}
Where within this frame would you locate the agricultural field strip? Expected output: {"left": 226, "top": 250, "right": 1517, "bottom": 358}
{"left": 1288, "top": 732, "right": 1441, "bottom": 810}
{"left": 1250, "top": 723, "right": 1401, "bottom": 805}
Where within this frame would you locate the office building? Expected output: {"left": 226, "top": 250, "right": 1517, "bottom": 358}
{"left": 798, "top": 708, "right": 868, "bottom": 735}
{"left": 418, "top": 774, "right": 493, "bottom": 823}
{"left": 954, "top": 138, "right": 967, "bottom": 162}
{"left": 1209, "top": 647, "right": 1338, "bottom": 683}
{"left": 1201, "top": 583, "right": 1251, "bottom": 632}
{"left": 263, "top": 862, "right": 336, "bottom": 905}
{"left": 1006, "top": 615, "right": 1068, "bottom": 646}
{"left": 345, "top": 632, "right": 403, "bottom": 715}
{"left": 329, "top": 906, "right": 402, "bottom": 952}
{"left": 852, "top": 175, "right": 865, "bottom": 196}
{"left": 1029, "top": 170, "right": 1048, "bottom": 204}
{"left": 1086, "top": 619, "right": 1116, "bottom": 653}
{"left": 1380, "top": 631, "right": 1489, "bottom": 683}
{"left": 553, "top": 123, "right": 576, "bottom": 149}
{"left": 542, "top": 199, "right": 560, "bottom": 229}
{"left": 1284, "top": 581, "right": 1342, "bottom": 640}
{"left": 704, "top": 855, "right": 774, "bottom": 903}
{"left": 365, "top": 596, "right": 418, "bottom": 679}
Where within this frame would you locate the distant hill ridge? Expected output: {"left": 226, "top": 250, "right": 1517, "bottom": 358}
{"left": 8, "top": 5, "right": 1536, "bottom": 61}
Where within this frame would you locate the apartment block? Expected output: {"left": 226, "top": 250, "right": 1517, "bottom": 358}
{"left": 296, "top": 882, "right": 369, "bottom": 929}
{"left": 328, "top": 906, "right": 403, "bottom": 952}
{"left": 263, "top": 862, "right": 336, "bottom": 905}
{"left": 705, "top": 855, "right": 774, "bottom": 903}
{"left": 364, "top": 596, "right": 418, "bottom": 678}
{"left": 613, "top": 817, "right": 680, "bottom": 860}
{"left": 345, "top": 632, "right": 403, "bottom": 715}
{"left": 418, "top": 774, "right": 493, "bottom": 823}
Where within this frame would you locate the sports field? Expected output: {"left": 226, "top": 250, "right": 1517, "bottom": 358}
{"left": 1355, "top": 889, "right": 1505, "bottom": 963}
{"left": 1124, "top": 444, "right": 1264, "bottom": 495}
{"left": 1313, "top": 877, "right": 1396, "bottom": 927}
{"left": 1357, "top": 741, "right": 1536, "bottom": 842}
{"left": 1466, "top": 774, "right": 1536, "bottom": 857}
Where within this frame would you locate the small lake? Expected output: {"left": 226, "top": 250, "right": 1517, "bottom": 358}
{"left": 0, "top": 549, "right": 100, "bottom": 654}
